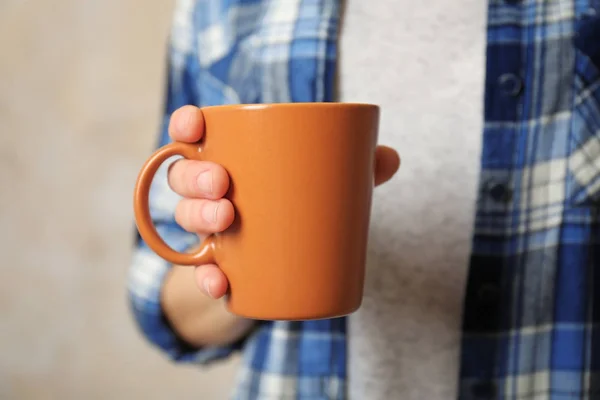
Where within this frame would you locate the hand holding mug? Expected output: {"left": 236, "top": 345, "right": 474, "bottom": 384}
{"left": 136, "top": 103, "right": 400, "bottom": 320}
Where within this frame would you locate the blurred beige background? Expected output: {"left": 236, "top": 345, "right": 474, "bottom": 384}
{"left": 0, "top": 1, "right": 239, "bottom": 398}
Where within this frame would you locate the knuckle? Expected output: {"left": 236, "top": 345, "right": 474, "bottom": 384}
{"left": 183, "top": 164, "right": 199, "bottom": 195}
{"left": 169, "top": 160, "right": 206, "bottom": 197}
{"left": 175, "top": 199, "right": 198, "bottom": 232}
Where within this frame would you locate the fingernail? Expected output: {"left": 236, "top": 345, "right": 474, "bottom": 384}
{"left": 203, "top": 278, "right": 214, "bottom": 298}
{"left": 197, "top": 170, "right": 213, "bottom": 194}
{"left": 202, "top": 202, "right": 219, "bottom": 223}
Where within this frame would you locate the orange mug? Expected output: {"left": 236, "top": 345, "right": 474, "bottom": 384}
{"left": 133, "top": 103, "right": 379, "bottom": 320}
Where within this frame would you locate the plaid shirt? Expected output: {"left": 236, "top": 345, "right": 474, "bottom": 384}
{"left": 128, "top": 0, "right": 600, "bottom": 398}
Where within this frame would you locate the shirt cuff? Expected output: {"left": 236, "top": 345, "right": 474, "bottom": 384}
{"left": 128, "top": 243, "right": 244, "bottom": 364}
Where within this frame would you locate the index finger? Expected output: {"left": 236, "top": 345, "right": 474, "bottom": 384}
{"left": 168, "top": 105, "right": 205, "bottom": 143}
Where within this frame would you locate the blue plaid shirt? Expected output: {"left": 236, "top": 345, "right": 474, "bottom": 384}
{"left": 128, "top": 0, "right": 600, "bottom": 398}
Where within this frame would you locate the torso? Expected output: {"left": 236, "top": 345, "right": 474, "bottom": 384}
{"left": 339, "top": 1, "right": 487, "bottom": 398}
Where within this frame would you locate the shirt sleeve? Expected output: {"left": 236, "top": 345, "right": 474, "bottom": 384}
{"left": 126, "top": 4, "right": 246, "bottom": 364}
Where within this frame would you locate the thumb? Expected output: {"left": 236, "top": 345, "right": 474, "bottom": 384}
{"left": 374, "top": 145, "right": 400, "bottom": 186}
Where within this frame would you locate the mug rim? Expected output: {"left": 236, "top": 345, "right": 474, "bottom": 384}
{"left": 201, "top": 102, "right": 379, "bottom": 112}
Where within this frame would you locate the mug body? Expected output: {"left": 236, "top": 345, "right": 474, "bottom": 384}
{"left": 202, "top": 103, "right": 379, "bottom": 320}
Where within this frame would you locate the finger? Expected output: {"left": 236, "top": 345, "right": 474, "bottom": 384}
{"left": 168, "top": 159, "right": 230, "bottom": 200}
{"left": 168, "top": 105, "right": 205, "bottom": 143}
{"left": 194, "top": 264, "right": 229, "bottom": 299}
{"left": 374, "top": 145, "right": 401, "bottom": 186}
{"left": 175, "top": 198, "right": 235, "bottom": 234}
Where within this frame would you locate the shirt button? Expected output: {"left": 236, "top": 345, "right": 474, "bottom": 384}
{"left": 489, "top": 182, "right": 512, "bottom": 203}
{"left": 471, "top": 381, "right": 497, "bottom": 399}
{"left": 498, "top": 73, "right": 523, "bottom": 97}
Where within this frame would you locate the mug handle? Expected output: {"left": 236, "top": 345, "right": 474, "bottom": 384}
{"left": 133, "top": 141, "right": 216, "bottom": 266}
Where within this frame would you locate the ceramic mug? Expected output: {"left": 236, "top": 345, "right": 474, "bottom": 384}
{"left": 133, "top": 103, "right": 379, "bottom": 320}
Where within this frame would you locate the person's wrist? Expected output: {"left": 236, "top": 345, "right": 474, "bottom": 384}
{"left": 209, "top": 299, "right": 257, "bottom": 345}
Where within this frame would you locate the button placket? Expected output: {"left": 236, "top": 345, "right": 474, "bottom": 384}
{"left": 471, "top": 380, "right": 498, "bottom": 399}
